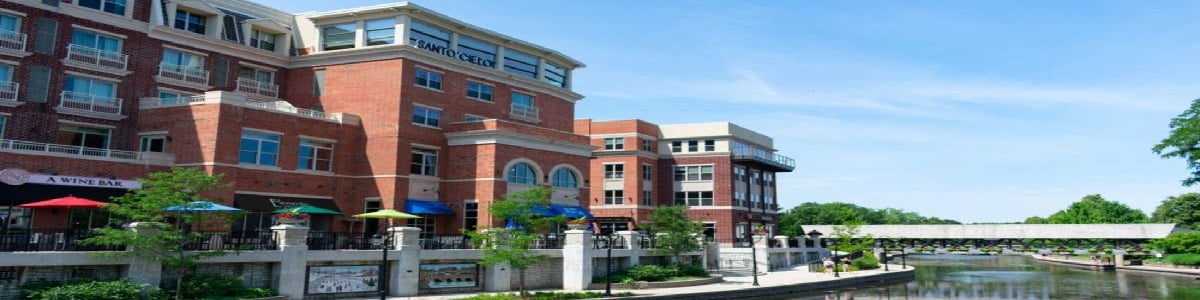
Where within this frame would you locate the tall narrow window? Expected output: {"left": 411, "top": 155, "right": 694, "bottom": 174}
{"left": 321, "top": 23, "right": 356, "bottom": 51}
{"left": 0, "top": 115, "right": 8, "bottom": 139}
{"left": 364, "top": 18, "right": 395, "bottom": 46}
{"left": 464, "top": 202, "right": 478, "bottom": 232}
{"left": 221, "top": 15, "right": 240, "bottom": 42}
{"left": 173, "top": 10, "right": 207, "bottom": 34}
{"left": 297, "top": 139, "right": 334, "bottom": 171}
{"left": 642, "top": 191, "right": 652, "bottom": 206}
{"left": 410, "top": 148, "right": 438, "bottom": 176}
{"left": 642, "top": 165, "right": 652, "bottom": 181}
{"left": 312, "top": 70, "right": 325, "bottom": 96}
{"left": 238, "top": 130, "right": 280, "bottom": 166}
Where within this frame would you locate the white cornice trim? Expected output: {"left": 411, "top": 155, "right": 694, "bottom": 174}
{"left": 149, "top": 26, "right": 288, "bottom": 67}
{"left": 445, "top": 130, "right": 593, "bottom": 157}
{"left": 234, "top": 190, "right": 333, "bottom": 200}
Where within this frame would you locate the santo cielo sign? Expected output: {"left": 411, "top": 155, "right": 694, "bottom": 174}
{"left": 412, "top": 39, "right": 496, "bottom": 68}
{"left": 0, "top": 168, "right": 141, "bottom": 189}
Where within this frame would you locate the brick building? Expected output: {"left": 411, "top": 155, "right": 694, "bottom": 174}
{"left": 574, "top": 120, "right": 794, "bottom": 245}
{"left": 0, "top": 0, "right": 591, "bottom": 236}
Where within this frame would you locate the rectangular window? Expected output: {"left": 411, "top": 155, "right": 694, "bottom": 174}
{"left": 410, "top": 148, "right": 438, "bottom": 176}
{"left": 34, "top": 18, "right": 58, "bottom": 55}
{"left": 0, "top": 115, "right": 7, "bottom": 139}
{"left": 642, "top": 191, "right": 652, "bottom": 206}
{"left": 671, "top": 141, "right": 682, "bottom": 153}
{"left": 139, "top": 134, "right": 166, "bottom": 152}
{"left": 511, "top": 92, "right": 534, "bottom": 106}
{"left": 456, "top": 35, "right": 497, "bottom": 67}
{"left": 249, "top": 29, "right": 276, "bottom": 51}
{"left": 161, "top": 48, "right": 205, "bottom": 69}
{"left": 604, "top": 137, "right": 624, "bottom": 150}
{"left": 64, "top": 75, "right": 116, "bottom": 98}
{"left": 321, "top": 23, "right": 356, "bottom": 51}
{"left": 642, "top": 165, "right": 652, "bottom": 181}
{"left": 297, "top": 139, "right": 334, "bottom": 172}
{"left": 704, "top": 139, "right": 715, "bottom": 151}
{"left": 77, "top": 0, "right": 126, "bottom": 15}
{"left": 27, "top": 65, "right": 50, "bottom": 103}
{"left": 503, "top": 48, "right": 538, "bottom": 78}
{"left": 239, "top": 66, "right": 274, "bottom": 83}
{"left": 703, "top": 223, "right": 716, "bottom": 241}
{"left": 642, "top": 140, "right": 652, "bottom": 152}
{"left": 173, "top": 10, "right": 206, "bottom": 34}
{"left": 464, "top": 202, "right": 478, "bottom": 232}
{"left": 687, "top": 140, "right": 699, "bottom": 152}
{"left": 604, "top": 190, "right": 624, "bottom": 205}
{"left": 466, "top": 81, "right": 493, "bottom": 101}
{"left": 312, "top": 70, "right": 325, "bottom": 96}
{"left": 543, "top": 62, "right": 566, "bottom": 87}
{"left": 0, "top": 14, "right": 17, "bottom": 32}
{"left": 412, "top": 106, "right": 441, "bottom": 127}
{"left": 464, "top": 114, "right": 485, "bottom": 122}
{"left": 71, "top": 29, "right": 121, "bottom": 53}
{"left": 408, "top": 20, "right": 450, "bottom": 49}
{"left": 734, "top": 167, "right": 746, "bottom": 182}
{"left": 672, "top": 191, "right": 714, "bottom": 206}
{"left": 56, "top": 124, "right": 109, "bottom": 149}
{"left": 673, "top": 165, "right": 714, "bottom": 181}
{"left": 238, "top": 130, "right": 280, "bottom": 166}
{"left": 604, "top": 164, "right": 624, "bottom": 179}
{"left": 0, "top": 64, "right": 10, "bottom": 83}
{"left": 415, "top": 68, "right": 442, "bottom": 90}
{"left": 364, "top": 18, "right": 395, "bottom": 46}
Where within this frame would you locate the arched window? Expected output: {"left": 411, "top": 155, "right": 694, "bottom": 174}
{"left": 551, "top": 168, "right": 578, "bottom": 188}
{"left": 506, "top": 163, "right": 537, "bottom": 185}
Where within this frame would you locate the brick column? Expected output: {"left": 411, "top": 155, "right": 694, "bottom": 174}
{"left": 271, "top": 224, "right": 309, "bottom": 300}
{"left": 561, "top": 229, "right": 593, "bottom": 291}
{"left": 389, "top": 227, "right": 421, "bottom": 297}
{"left": 123, "top": 222, "right": 163, "bottom": 289}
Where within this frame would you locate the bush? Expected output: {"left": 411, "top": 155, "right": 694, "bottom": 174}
{"left": 239, "top": 287, "right": 277, "bottom": 298}
{"left": 592, "top": 263, "right": 708, "bottom": 283}
{"left": 1151, "top": 232, "right": 1200, "bottom": 254}
{"left": 673, "top": 263, "right": 708, "bottom": 277}
{"left": 626, "top": 264, "right": 673, "bottom": 282}
{"left": 180, "top": 275, "right": 244, "bottom": 299}
{"left": 26, "top": 279, "right": 150, "bottom": 300}
{"left": 1166, "top": 253, "right": 1200, "bottom": 266}
{"left": 455, "top": 291, "right": 635, "bottom": 300}
{"left": 852, "top": 253, "right": 880, "bottom": 270}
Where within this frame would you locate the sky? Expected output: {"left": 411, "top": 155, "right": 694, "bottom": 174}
{"left": 259, "top": 0, "right": 1200, "bottom": 223}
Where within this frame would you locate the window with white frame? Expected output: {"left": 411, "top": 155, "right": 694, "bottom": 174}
{"left": 77, "top": 0, "right": 126, "bottom": 15}
{"left": 139, "top": 134, "right": 166, "bottom": 153}
{"left": 543, "top": 62, "right": 567, "bottom": 87}
{"left": 249, "top": 29, "right": 277, "bottom": 51}
{"left": 735, "top": 192, "right": 747, "bottom": 207}
{"left": 642, "top": 190, "right": 652, "bottom": 206}
{"left": 239, "top": 66, "right": 274, "bottom": 83}
{"left": 321, "top": 22, "right": 356, "bottom": 51}
{"left": 0, "top": 13, "right": 18, "bottom": 33}
{"left": 734, "top": 166, "right": 746, "bottom": 182}
{"left": 673, "top": 165, "right": 714, "bottom": 181}
{"left": 642, "top": 165, "right": 652, "bottom": 181}
{"left": 221, "top": 16, "right": 240, "bottom": 42}
{"left": 364, "top": 18, "right": 395, "bottom": 46}
{"left": 464, "top": 202, "right": 478, "bottom": 232}
{"left": 408, "top": 20, "right": 450, "bottom": 49}
{"left": 551, "top": 168, "right": 578, "bottom": 188}
{"left": 687, "top": 140, "right": 699, "bottom": 152}
{"left": 674, "top": 191, "right": 714, "bottom": 206}
{"left": 412, "top": 106, "right": 441, "bottom": 127}
{"left": 604, "top": 190, "right": 624, "bottom": 205}
{"left": 415, "top": 68, "right": 442, "bottom": 90}
{"left": 506, "top": 163, "right": 537, "bottom": 185}
{"left": 238, "top": 130, "right": 280, "bottom": 166}
{"left": 604, "top": 164, "right": 624, "bottom": 180}
{"left": 642, "top": 140, "right": 652, "bottom": 151}
{"left": 57, "top": 124, "right": 109, "bottom": 149}
{"left": 704, "top": 139, "right": 715, "bottom": 151}
{"left": 503, "top": 48, "right": 538, "bottom": 78}
{"left": 64, "top": 75, "right": 116, "bottom": 98}
{"left": 671, "top": 141, "right": 682, "bottom": 153}
{"left": 161, "top": 48, "right": 204, "bottom": 70}
{"left": 410, "top": 148, "right": 438, "bottom": 176}
{"left": 71, "top": 29, "right": 121, "bottom": 53}
{"left": 604, "top": 137, "right": 624, "bottom": 150}
{"left": 298, "top": 139, "right": 334, "bottom": 172}
{"left": 466, "top": 81, "right": 493, "bottom": 101}
{"left": 173, "top": 10, "right": 207, "bottom": 35}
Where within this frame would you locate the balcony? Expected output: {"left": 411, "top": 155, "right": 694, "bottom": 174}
{"left": 0, "top": 139, "right": 175, "bottom": 166}
{"left": 157, "top": 64, "right": 210, "bottom": 88}
{"left": 0, "top": 81, "right": 18, "bottom": 107}
{"left": 57, "top": 91, "right": 124, "bottom": 120}
{"left": 510, "top": 104, "right": 539, "bottom": 122}
{"left": 64, "top": 44, "right": 129, "bottom": 75}
{"left": 236, "top": 77, "right": 279, "bottom": 99}
{"left": 0, "top": 29, "right": 28, "bottom": 56}
{"left": 732, "top": 146, "right": 795, "bottom": 172}
{"left": 139, "top": 95, "right": 207, "bottom": 109}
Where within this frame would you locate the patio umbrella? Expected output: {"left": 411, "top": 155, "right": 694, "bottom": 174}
{"left": 273, "top": 204, "right": 341, "bottom": 215}
{"left": 164, "top": 201, "right": 241, "bottom": 212}
{"left": 19, "top": 195, "right": 107, "bottom": 229}
{"left": 352, "top": 209, "right": 419, "bottom": 300}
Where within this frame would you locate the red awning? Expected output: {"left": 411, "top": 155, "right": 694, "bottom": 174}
{"left": 18, "top": 195, "right": 107, "bottom": 209}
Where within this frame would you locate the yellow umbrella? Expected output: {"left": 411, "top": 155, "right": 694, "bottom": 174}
{"left": 352, "top": 209, "right": 419, "bottom": 300}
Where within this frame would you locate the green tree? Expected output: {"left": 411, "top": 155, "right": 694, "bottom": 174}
{"left": 1149, "top": 232, "right": 1200, "bottom": 254}
{"left": 1045, "top": 194, "right": 1148, "bottom": 224}
{"left": 464, "top": 187, "right": 564, "bottom": 296}
{"left": 829, "top": 224, "right": 874, "bottom": 254}
{"left": 81, "top": 167, "right": 236, "bottom": 299}
{"left": 777, "top": 202, "right": 960, "bottom": 231}
{"left": 646, "top": 206, "right": 703, "bottom": 265}
{"left": 1152, "top": 193, "right": 1200, "bottom": 230}
{"left": 1024, "top": 216, "right": 1048, "bottom": 224}
{"left": 1153, "top": 98, "right": 1200, "bottom": 186}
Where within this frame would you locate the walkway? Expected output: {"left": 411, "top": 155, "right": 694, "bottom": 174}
{"left": 376, "top": 264, "right": 914, "bottom": 300}
{"left": 1119, "top": 263, "right": 1200, "bottom": 276}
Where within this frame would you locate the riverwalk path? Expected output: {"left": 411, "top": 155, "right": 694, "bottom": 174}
{"left": 372, "top": 264, "right": 914, "bottom": 300}
{"left": 1030, "top": 254, "right": 1200, "bottom": 276}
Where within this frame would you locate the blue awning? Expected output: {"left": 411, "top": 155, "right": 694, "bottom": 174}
{"left": 529, "top": 204, "right": 558, "bottom": 217}
{"left": 404, "top": 199, "right": 454, "bottom": 215}
{"left": 551, "top": 204, "right": 594, "bottom": 219}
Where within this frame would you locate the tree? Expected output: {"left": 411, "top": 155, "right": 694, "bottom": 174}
{"left": 1152, "top": 98, "right": 1200, "bottom": 186}
{"left": 1024, "top": 216, "right": 1048, "bottom": 224}
{"left": 829, "top": 224, "right": 874, "bottom": 254}
{"left": 1045, "top": 194, "right": 1149, "bottom": 224}
{"left": 777, "top": 202, "right": 960, "bottom": 233}
{"left": 646, "top": 206, "right": 703, "bottom": 265}
{"left": 1149, "top": 232, "right": 1200, "bottom": 254}
{"left": 1152, "top": 193, "right": 1200, "bottom": 230}
{"left": 82, "top": 167, "right": 236, "bottom": 299}
{"left": 464, "top": 187, "right": 564, "bottom": 296}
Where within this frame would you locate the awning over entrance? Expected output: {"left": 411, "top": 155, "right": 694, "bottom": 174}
{"left": 233, "top": 193, "right": 340, "bottom": 213}
{"left": 0, "top": 183, "right": 129, "bottom": 206}
{"left": 530, "top": 205, "right": 557, "bottom": 217}
{"left": 404, "top": 199, "right": 454, "bottom": 215}
{"left": 551, "top": 204, "right": 594, "bottom": 219}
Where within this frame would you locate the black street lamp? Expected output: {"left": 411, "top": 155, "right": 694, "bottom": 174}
{"left": 747, "top": 217, "right": 760, "bottom": 286}
{"left": 902, "top": 252, "right": 907, "bottom": 269}
{"left": 832, "top": 241, "right": 840, "bottom": 278}
{"left": 604, "top": 233, "right": 615, "bottom": 296}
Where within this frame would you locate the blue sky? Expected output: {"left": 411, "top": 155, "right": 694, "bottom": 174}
{"left": 262, "top": 0, "right": 1200, "bottom": 223}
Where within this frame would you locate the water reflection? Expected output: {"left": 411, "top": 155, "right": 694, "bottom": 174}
{"left": 772, "top": 255, "right": 1200, "bottom": 299}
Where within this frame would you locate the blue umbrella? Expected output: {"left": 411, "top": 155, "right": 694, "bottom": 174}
{"left": 164, "top": 201, "right": 241, "bottom": 212}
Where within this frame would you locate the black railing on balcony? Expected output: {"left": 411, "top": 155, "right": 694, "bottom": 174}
{"left": 182, "top": 231, "right": 277, "bottom": 251}
{"left": 592, "top": 235, "right": 626, "bottom": 249}
{"left": 788, "top": 239, "right": 800, "bottom": 248}
{"left": 532, "top": 236, "right": 564, "bottom": 249}
{"left": 639, "top": 236, "right": 657, "bottom": 249}
{"left": 768, "top": 238, "right": 781, "bottom": 248}
{"left": 307, "top": 232, "right": 384, "bottom": 250}
{"left": 420, "top": 235, "right": 472, "bottom": 250}
{"left": 0, "top": 229, "right": 123, "bottom": 252}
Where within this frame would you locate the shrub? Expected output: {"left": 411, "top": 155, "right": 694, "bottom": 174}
{"left": 852, "top": 253, "right": 880, "bottom": 270}
{"left": 1166, "top": 253, "right": 1200, "bottom": 266}
{"left": 455, "top": 291, "right": 635, "bottom": 300}
{"left": 240, "top": 287, "right": 277, "bottom": 298}
{"left": 673, "top": 263, "right": 708, "bottom": 277}
{"left": 27, "top": 279, "right": 148, "bottom": 300}
{"left": 626, "top": 264, "right": 673, "bottom": 282}
{"left": 180, "top": 275, "right": 244, "bottom": 299}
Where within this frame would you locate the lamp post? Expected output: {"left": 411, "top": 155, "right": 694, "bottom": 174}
{"left": 605, "top": 233, "right": 614, "bottom": 296}
{"left": 881, "top": 236, "right": 889, "bottom": 272}
{"left": 747, "top": 216, "right": 759, "bottom": 286}
{"left": 902, "top": 252, "right": 907, "bottom": 269}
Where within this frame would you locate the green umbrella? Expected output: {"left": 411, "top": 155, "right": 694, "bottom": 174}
{"left": 353, "top": 209, "right": 419, "bottom": 300}
{"left": 274, "top": 204, "right": 341, "bottom": 215}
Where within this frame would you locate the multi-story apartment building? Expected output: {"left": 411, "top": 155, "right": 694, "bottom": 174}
{"left": 0, "top": 0, "right": 592, "bottom": 236}
{"left": 575, "top": 120, "right": 794, "bottom": 244}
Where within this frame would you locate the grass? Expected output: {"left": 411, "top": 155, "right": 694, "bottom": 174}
{"left": 454, "top": 291, "right": 635, "bottom": 300}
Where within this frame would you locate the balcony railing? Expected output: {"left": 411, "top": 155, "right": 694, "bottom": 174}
{"left": 59, "top": 91, "right": 122, "bottom": 116}
{"left": 181, "top": 231, "right": 277, "bottom": 251}
{"left": 0, "top": 139, "right": 174, "bottom": 165}
{"left": 158, "top": 63, "right": 209, "bottom": 86}
{"left": 510, "top": 104, "right": 539, "bottom": 122}
{"left": 65, "top": 44, "right": 128, "bottom": 71}
{"left": 0, "top": 229, "right": 124, "bottom": 252}
{"left": 236, "top": 77, "right": 279, "bottom": 98}
{"left": 242, "top": 99, "right": 329, "bottom": 120}
{"left": 307, "top": 232, "right": 385, "bottom": 250}
{"left": 0, "top": 81, "right": 18, "bottom": 104}
{"left": 0, "top": 29, "right": 26, "bottom": 53}
{"left": 139, "top": 95, "right": 207, "bottom": 109}
{"left": 732, "top": 145, "right": 795, "bottom": 172}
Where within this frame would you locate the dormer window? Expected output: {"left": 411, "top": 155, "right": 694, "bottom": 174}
{"left": 250, "top": 29, "right": 276, "bottom": 51}
{"left": 221, "top": 16, "right": 240, "bottom": 42}
{"left": 364, "top": 18, "right": 395, "bottom": 46}
{"left": 174, "top": 10, "right": 208, "bottom": 35}
{"left": 543, "top": 62, "right": 566, "bottom": 87}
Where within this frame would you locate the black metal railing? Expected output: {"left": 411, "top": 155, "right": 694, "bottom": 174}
{"left": 733, "top": 237, "right": 752, "bottom": 248}
{"left": 0, "top": 229, "right": 123, "bottom": 252}
{"left": 788, "top": 239, "right": 800, "bottom": 248}
{"left": 532, "top": 236, "right": 564, "bottom": 249}
{"left": 420, "top": 235, "right": 472, "bottom": 250}
{"left": 768, "top": 238, "right": 781, "bottom": 248}
{"left": 306, "top": 232, "right": 384, "bottom": 250}
{"left": 639, "top": 236, "right": 657, "bottom": 249}
{"left": 592, "top": 235, "right": 626, "bottom": 249}
{"left": 182, "top": 231, "right": 277, "bottom": 251}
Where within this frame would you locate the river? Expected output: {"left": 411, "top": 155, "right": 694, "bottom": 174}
{"left": 776, "top": 255, "right": 1200, "bottom": 299}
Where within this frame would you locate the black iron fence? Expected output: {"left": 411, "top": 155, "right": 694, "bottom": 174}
{"left": 0, "top": 229, "right": 123, "bottom": 252}
{"left": 532, "top": 236, "right": 564, "bottom": 249}
{"left": 638, "top": 235, "right": 656, "bottom": 249}
{"left": 788, "top": 238, "right": 800, "bottom": 248}
{"left": 592, "top": 235, "right": 626, "bottom": 249}
{"left": 420, "top": 235, "right": 472, "bottom": 250}
{"left": 307, "top": 232, "right": 384, "bottom": 250}
{"left": 768, "top": 238, "right": 781, "bottom": 248}
{"left": 182, "top": 231, "right": 277, "bottom": 251}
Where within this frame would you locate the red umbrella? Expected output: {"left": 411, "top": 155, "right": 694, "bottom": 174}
{"left": 19, "top": 195, "right": 107, "bottom": 209}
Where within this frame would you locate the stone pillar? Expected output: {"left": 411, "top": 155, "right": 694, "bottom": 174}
{"left": 562, "top": 229, "right": 593, "bottom": 291}
{"left": 388, "top": 227, "right": 421, "bottom": 297}
{"left": 271, "top": 224, "right": 309, "bottom": 300}
{"left": 482, "top": 229, "right": 511, "bottom": 292}
{"left": 752, "top": 234, "right": 769, "bottom": 274}
{"left": 617, "top": 231, "right": 640, "bottom": 270}
{"left": 774, "top": 236, "right": 792, "bottom": 266}
{"left": 123, "top": 222, "right": 164, "bottom": 289}
{"left": 705, "top": 242, "right": 720, "bottom": 269}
